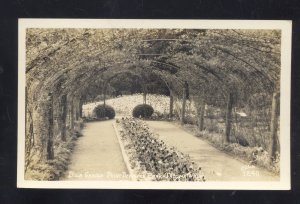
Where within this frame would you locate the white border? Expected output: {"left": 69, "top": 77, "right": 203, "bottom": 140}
{"left": 17, "top": 19, "right": 292, "bottom": 190}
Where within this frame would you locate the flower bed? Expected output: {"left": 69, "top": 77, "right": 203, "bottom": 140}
{"left": 115, "top": 117, "right": 205, "bottom": 181}
{"left": 181, "top": 123, "right": 280, "bottom": 174}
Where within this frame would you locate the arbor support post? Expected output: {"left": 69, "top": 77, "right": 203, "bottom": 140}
{"left": 225, "top": 92, "right": 233, "bottom": 143}
{"left": 142, "top": 84, "right": 147, "bottom": 104}
{"left": 70, "top": 99, "right": 74, "bottom": 130}
{"left": 79, "top": 98, "right": 83, "bottom": 118}
{"left": 61, "top": 94, "right": 67, "bottom": 141}
{"left": 198, "top": 98, "right": 205, "bottom": 131}
{"left": 103, "top": 82, "right": 107, "bottom": 107}
{"left": 269, "top": 90, "right": 280, "bottom": 163}
{"left": 47, "top": 93, "right": 54, "bottom": 160}
{"left": 75, "top": 99, "right": 79, "bottom": 120}
{"left": 169, "top": 89, "right": 174, "bottom": 118}
{"left": 180, "top": 81, "right": 188, "bottom": 125}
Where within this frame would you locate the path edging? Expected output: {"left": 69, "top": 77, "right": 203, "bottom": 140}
{"left": 112, "top": 121, "right": 136, "bottom": 181}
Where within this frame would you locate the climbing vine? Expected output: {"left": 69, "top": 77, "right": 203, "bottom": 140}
{"left": 25, "top": 28, "right": 281, "bottom": 180}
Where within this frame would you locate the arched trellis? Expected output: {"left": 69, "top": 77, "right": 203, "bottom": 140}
{"left": 159, "top": 57, "right": 277, "bottom": 142}
{"left": 103, "top": 63, "right": 185, "bottom": 116}
{"left": 148, "top": 60, "right": 231, "bottom": 128}
{"left": 140, "top": 50, "right": 278, "bottom": 145}
{"left": 101, "top": 69, "right": 145, "bottom": 105}
{"left": 25, "top": 28, "right": 281, "bottom": 167}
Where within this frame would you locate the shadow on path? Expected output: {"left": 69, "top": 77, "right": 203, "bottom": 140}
{"left": 63, "top": 120, "right": 129, "bottom": 181}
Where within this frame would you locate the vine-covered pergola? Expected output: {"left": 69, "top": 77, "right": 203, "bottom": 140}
{"left": 25, "top": 28, "right": 281, "bottom": 168}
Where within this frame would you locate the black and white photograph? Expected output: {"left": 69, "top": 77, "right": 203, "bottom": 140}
{"left": 17, "top": 19, "right": 291, "bottom": 189}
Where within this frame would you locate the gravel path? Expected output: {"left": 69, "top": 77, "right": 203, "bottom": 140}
{"left": 62, "top": 119, "right": 279, "bottom": 182}
{"left": 146, "top": 121, "right": 279, "bottom": 181}
{"left": 63, "top": 120, "right": 129, "bottom": 181}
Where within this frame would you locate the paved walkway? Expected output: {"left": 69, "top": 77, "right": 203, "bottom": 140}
{"left": 146, "top": 121, "right": 279, "bottom": 181}
{"left": 63, "top": 120, "right": 129, "bottom": 181}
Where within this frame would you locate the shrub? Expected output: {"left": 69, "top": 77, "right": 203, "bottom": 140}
{"left": 93, "top": 104, "right": 116, "bottom": 119}
{"left": 132, "top": 104, "right": 154, "bottom": 118}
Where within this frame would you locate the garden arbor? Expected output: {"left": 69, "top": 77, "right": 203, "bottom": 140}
{"left": 25, "top": 28, "right": 281, "bottom": 170}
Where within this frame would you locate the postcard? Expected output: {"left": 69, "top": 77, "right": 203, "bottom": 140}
{"left": 17, "top": 19, "right": 291, "bottom": 189}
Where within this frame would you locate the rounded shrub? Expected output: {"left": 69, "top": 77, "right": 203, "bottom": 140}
{"left": 93, "top": 104, "right": 116, "bottom": 119}
{"left": 132, "top": 104, "right": 154, "bottom": 118}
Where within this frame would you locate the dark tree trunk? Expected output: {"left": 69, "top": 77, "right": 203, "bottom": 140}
{"left": 198, "top": 99, "right": 205, "bottom": 131}
{"left": 75, "top": 100, "right": 79, "bottom": 120}
{"left": 169, "top": 89, "right": 174, "bottom": 118}
{"left": 61, "top": 95, "right": 67, "bottom": 141}
{"left": 180, "top": 82, "right": 188, "bottom": 125}
{"left": 103, "top": 85, "right": 106, "bottom": 107}
{"left": 29, "top": 110, "right": 34, "bottom": 146}
{"left": 103, "top": 83, "right": 107, "bottom": 118}
{"left": 143, "top": 92, "right": 147, "bottom": 104}
{"left": 270, "top": 91, "right": 280, "bottom": 163}
{"left": 79, "top": 99, "right": 83, "bottom": 118}
{"left": 70, "top": 100, "right": 74, "bottom": 130}
{"left": 142, "top": 84, "right": 147, "bottom": 104}
{"left": 225, "top": 92, "right": 233, "bottom": 143}
{"left": 47, "top": 93, "right": 54, "bottom": 160}
{"left": 25, "top": 87, "right": 28, "bottom": 132}
{"left": 25, "top": 87, "right": 34, "bottom": 152}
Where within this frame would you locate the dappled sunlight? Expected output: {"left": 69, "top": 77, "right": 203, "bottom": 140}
{"left": 24, "top": 27, "right": 281, "bottom": 182}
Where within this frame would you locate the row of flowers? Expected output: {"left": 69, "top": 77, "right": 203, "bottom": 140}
{"left": 115, "top": 117, "right": 205, "bottom": 181}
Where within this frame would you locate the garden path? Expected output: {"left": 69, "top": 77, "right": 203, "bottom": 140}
{"left": 146, "top": 121, "right": 279, "bottom": 181}
{"left": 63, "top": 120, "right": 129, "bottom": 181}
